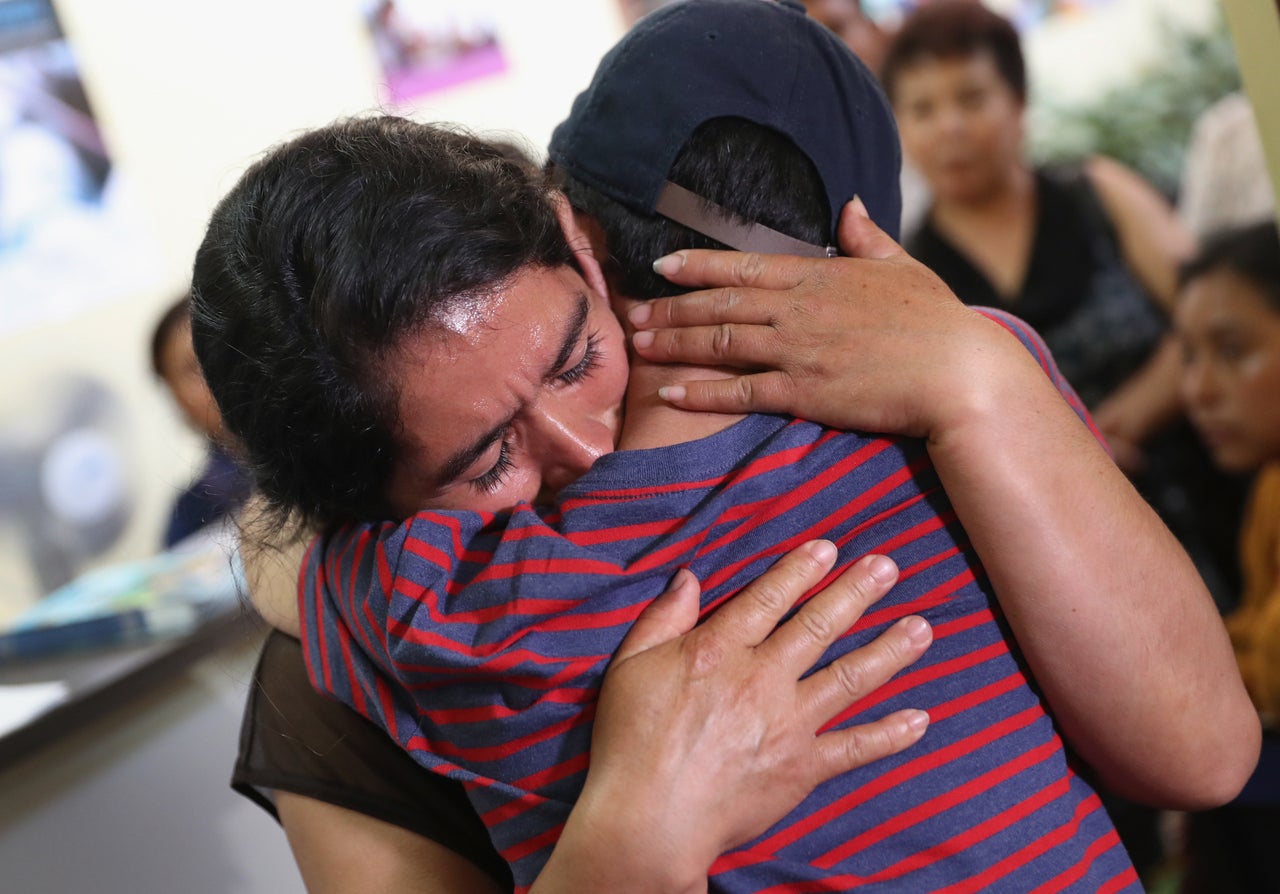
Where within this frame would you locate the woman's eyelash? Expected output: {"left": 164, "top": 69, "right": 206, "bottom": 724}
{"left": 473, "top": 442, "right": 514, "bottom": 494}
{"left": 557, "top": 332, "right": 602, "bottom": 385}
{"left": 469, "top": 333, "right": 602, "bottom": 495}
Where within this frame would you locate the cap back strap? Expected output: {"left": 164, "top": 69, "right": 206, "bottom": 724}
{"left": 655, "top": 181, "right": 837, "bottom": 259}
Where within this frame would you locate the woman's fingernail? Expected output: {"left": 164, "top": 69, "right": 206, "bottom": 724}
{"left": 868, "top": 555, "right": 897, "bottom": 583}
{"left": 657, "top": 385, "right": 686, "bottom": 403}
{"left": 652, "top": 253, "right": 684, "bottom": 276}
{"left": 668, "top": 567, "right": 695, "bottom": 591}
{"left": 904, "top": 616, "right": 931, "bottom": 643}
{"left": 810, "top": 540, "right": 838, "bottom": 563}
{"left": 628, "top": 303, "right": 653, "bottom": 325}
{"left": 905, "top": 709, "right": 930, "bottom": 733}
{"left": 633, "top": 330, "right": 655, "bottom": 350}
{"left": 850, "top": 195, "right": 869, "bottom": 218}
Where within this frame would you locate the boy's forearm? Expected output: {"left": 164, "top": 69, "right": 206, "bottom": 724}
{"left": 237, "top": 494, "right": 308, "bottom": 638}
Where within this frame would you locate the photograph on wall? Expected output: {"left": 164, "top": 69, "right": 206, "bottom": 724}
{"left": 365, "top": 0, "right": 508, "bottom": 104}
{"left": 0, "top": 0, "right": 161, "bottom": 617}
{"left": 0, "top": 0, "right": 154, "bottom": 337}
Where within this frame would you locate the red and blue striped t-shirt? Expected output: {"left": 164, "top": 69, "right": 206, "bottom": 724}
{"left": 301, "top": 309, "right": 1139, "bottom": 892}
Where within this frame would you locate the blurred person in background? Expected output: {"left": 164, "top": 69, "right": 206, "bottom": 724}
{"left": 881, "top": 1, "right": 1248, "bottom": 607}
{"left": 150, "top": 293, "right": 252, "bottom": 547}
{"left": 801, "top": 0, "right": 931, "bottom": 233}
{"left": 800, "top": 0, "right": 890, "bottom": 73}
{"left": 1175, "top": 219, "right": 1280, "bottom": 894}
{"left": 878, "top": 2, "right": 1253, "bottom": 880}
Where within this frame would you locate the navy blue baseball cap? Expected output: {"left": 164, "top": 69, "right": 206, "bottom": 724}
{"left": 548, "top": 0, "right": 903, "bottom": 254}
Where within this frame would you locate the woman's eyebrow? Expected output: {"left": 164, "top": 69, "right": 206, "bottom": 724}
{"left": 434, "top": 293, "right": 591, "bottom": 488}
{"left": 543, "top": 294, "right": 590, "bottom": 379}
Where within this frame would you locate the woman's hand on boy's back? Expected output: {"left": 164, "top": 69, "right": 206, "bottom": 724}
{"left": 633, "top": 203, "right": 1261, "bottom": 810}
{"left": 543, "top": 543, "right": 932, "bottom": 894}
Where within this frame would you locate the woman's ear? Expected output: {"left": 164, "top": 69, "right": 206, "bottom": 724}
{"left": 553, "top": 193, "right": 612, "bottom": 300}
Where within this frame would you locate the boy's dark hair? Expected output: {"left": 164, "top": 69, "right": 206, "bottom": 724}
{"left": 150, "top": 293, "right": 192, "bottom": 379}
{"left": 1179, "top": 219, "right": 1280, "bottom": 311}
{"left": 553, "top": 116, "right": 829, "bottom": 300}
{"left": 190, "top": 116, "right": 570, "bottom": 528}
{"left": 880, "top": 1, "right": 1026, "bottom": 103}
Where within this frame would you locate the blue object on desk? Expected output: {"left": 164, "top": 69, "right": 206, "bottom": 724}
{"left": 0, "top": 527, "right": 243, "bottom": 664}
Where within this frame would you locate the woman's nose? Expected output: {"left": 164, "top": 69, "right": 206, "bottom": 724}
{"left": 527, "top": 402, "right": 610, "bottom": 495}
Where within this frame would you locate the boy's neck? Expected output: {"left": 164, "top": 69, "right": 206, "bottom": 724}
{"left": 615, "top": 325, "right": 746, "bottom": 451}
{"left": 618, "top": 358, "right": 744, "bottom": 451}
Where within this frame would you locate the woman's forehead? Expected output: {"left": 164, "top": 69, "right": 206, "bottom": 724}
{"left": 394, "top": 268, "right": 606, "bottom": 445}
{"left": 382, "top": 263, "right": 628, "bottom": 513}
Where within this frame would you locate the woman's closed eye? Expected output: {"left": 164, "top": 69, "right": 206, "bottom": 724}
{"left": 469, "top": 332, "right": 604, "bottom": 494}
{"left": 472, "top": 440, "right": 515, "bottom": 494}
{"left": 557, "top": 332, "right": 602, "bottom": 386}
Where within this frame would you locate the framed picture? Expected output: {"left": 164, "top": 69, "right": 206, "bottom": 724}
{"left": 0, "top": 0, "right": 148, "bottom": 337}
{"left": 365, "top": 0, "right": 508, "bottom": 104}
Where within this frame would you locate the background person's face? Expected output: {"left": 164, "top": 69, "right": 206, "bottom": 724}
{"left": 893, "top": 51, "right": 1025, "bottom": 204}
{"left": 383, "top": 264, "right": 628, "bottom": 515}
{"left": 1178, "top": 268, "right": 1280, "bottom": 473}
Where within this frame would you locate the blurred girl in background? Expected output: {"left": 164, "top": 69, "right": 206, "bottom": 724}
{"left": 1175, "top": 219, "right": 1280, "bottom": 894}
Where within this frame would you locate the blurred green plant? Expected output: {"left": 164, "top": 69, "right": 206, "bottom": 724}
{"left": 1028, "top": 9, "right": 1242, "bottom": 198}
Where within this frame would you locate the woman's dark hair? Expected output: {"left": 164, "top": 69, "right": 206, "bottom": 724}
{"left": 880, "top": 1, "right": 1026, "bottom": 104}
{"left": 1179, "top": 219, "right": 1280, "bottom": 311}
{"left": 551, "top": 116, "right": 829, "bottom": 300}
{"left": 150, "top": 292, "right": 192, "bottom": 379}
{"left": 191, "top": 116, "right": 570, "bottom": 528}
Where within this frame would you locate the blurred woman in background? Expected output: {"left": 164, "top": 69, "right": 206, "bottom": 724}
{"left": 880, "top": 5, "right": 1253, "bottom": 879}
{"left": 1175, "top": 219, "right": 1280, "bottom": 894}
{"left": 881, "top": 1, "right": 1248, "bottom": 608}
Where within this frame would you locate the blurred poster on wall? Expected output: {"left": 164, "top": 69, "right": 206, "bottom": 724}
{"left": 0, "top": 0, "right": 154, "bottom": 612}
{"left": 0, "top": 0, "right": 155, "bottom": 337}
{"left": 365, "top": 0, "right": 508, "bottom": 104}
{"left": 0, "top": 376, "right": 133, "bottom": 619}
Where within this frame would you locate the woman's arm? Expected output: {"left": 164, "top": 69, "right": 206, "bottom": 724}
{"left": 276, "top": 794, "right": 505, "bottom": 894}
{"left": 1084, "top": 154, "right": 1195, "bottom": 311}
{"left": 629, "top": 200, "right": 1260, "bottom": 809}
{"left": 1088, "top": 335, "right": 1184, "bottom": 472}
